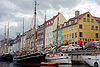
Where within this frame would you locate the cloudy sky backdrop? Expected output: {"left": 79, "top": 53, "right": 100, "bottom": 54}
{"left": 0, "top": 0, "right": 100, "bottom": 40}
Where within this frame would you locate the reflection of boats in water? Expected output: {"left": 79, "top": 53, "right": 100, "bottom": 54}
{"left": 13, "top": 0, "right": 46, "bottom": 65}
{"left": 46, "top": 52, "right": 71, "bottom": 64}
{"left": 81, "top": 52, "right": 100, "bottom": 67}
{"left": 1, "top": 53, "right": 13, "bottom": 62}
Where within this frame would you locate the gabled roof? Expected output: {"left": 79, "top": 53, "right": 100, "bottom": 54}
{"left": 46, "top": 14, "right": 59, "bottom": 23}
{"left": 93, "top": 16, "right": 100, "bottom": 21}
{"left": 67, "top": 12, "right": 88, "bottom": 22}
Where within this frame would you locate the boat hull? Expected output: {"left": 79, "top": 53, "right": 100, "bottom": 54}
{"left": 1, "top": 54, "right": 13, "bottom": 62}
{"left": 13, "top": 53, "right": 46, "bottom": 65}
{"left": 46, "top": 56, "right": 71, "bottom": 64}
{"left": 81, "top": 55, "right": 100, "bottom": 67}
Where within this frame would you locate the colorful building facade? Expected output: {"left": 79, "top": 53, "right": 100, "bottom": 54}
{"left": 37, "top": 23, "right": 45, "bottom": 48}
{"left": 61, "top": 11, "right": 100, "bottom": 47}
{"left": 45, "top": 13, "right": 66, "bottom": 47}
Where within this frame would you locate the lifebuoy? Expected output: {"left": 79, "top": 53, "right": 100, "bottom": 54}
{"left": 94, "top": 62, "right": 98, "bottom": 67}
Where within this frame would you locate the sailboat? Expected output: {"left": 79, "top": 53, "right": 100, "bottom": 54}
{"left": 1, "top": 23, "right": 13, "bottom": 62}
{"left": 13, "top": 0, "right": 46, "bottom": 65}
{"left": 45, "top": 16, "right": 72, "bottom": 64}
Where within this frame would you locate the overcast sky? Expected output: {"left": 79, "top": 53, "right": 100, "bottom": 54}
{"left": 0, "top": 0, "right": 100, "bottom": 40}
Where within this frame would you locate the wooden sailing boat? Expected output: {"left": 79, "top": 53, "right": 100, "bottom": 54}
{"left": 1, "top": 23, "right": 13, "bottom": 62}
{"left": 13, "top": 0, "right": 46, "bottom": 65}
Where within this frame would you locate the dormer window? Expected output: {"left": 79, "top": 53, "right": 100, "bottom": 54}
{"left": 87, "top": 14, "right": 90, "bottom": 17}
{"left": 64, "top": 23, "right": 66, "bottom": 26}
{"left": 49, "top": 22, "right": 50, "bottom": 24}
{"left": 75, "top": 18, "right": 78, "bottom": 23}
{"left": 69, "top": 21, "right": 72, "bottom": 25}
{"left": 47, "top": 23, "right": 48, "bottom": 25}
{"left": 51, "top": 21, "right": 53, "bottom": 23}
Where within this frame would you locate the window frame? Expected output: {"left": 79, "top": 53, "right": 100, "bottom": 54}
{"left": 96, "top": 33, "right": 98, "bottom": 38}
{"left": 96, "top": 26, "right": 98, "bottom": 30}
{"left": 91, "top": 26, "right": 94, "bottom": 30}
{"left": 79, "top": 24, "right": 82, "bottom": 29}
{"left": 83, "top": 18, "right": 86, "bottom": 22}
{"left": 91, "top": 19, "right": 94, "bottom": 23}
{"left": 87, "top": 19, "right": 90, "bottom": 22}
{"left": 79, "top": 32, "right": 82, "bottom": 37}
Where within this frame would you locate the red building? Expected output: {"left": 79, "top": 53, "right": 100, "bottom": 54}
{"left": 37, "top": 23, "right": 45, "bottom": 49}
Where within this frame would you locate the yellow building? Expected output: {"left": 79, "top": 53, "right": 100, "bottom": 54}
{"left": 45, "top": 12, "right": 66, "bottom": 47}
{"left": 61, "top": 11, "right": 100, "bottom": 47}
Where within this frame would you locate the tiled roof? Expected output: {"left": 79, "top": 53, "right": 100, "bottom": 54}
{"left": 93, "top": 16, "right": 100, "bottom": 21}
{"left": 46, "top": 14, "right": 59, "bottom": 23}
{"left": 67, "top": 12, "right": 88, "bottom": 22}
{"left": 45, "top": 13, "right": 60, "bottom": 27}
{"left": 61, "top": 12, "right": 89, "bottom": 29}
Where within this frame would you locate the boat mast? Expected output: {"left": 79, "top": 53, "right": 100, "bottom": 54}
{"left": 6, "top": 23, "right": 9, "bottom": 53}
{"left": 22, "top": 17, "right": 24, "bottom": 56}
{"left": 3, "top": 24, "right": 6, "bottom": 53}
{"left": 34, "top": 0, "right": 36, "bottom": 52}
{"left": 56, "top": 17, "right": 59, "bottom": 44}
{"left": 43, "top": 14, "right": 46, "bottom": 48}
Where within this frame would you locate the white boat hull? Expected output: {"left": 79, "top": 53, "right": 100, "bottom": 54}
{"left": 81, "top": 55, "right": 100, "bottom": 67}
{"left": 46, "top": 56, "right": 71, "bottom": 64}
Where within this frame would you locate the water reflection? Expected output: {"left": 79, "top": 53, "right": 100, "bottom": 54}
{"left": 0, "top": 61, "right": 90, "bottom": 67}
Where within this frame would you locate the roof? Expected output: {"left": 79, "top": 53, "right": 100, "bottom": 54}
{"left": 67, "top": 12, "right": 88, "bottom": 23}
{"left": 46, "top": 14, "right": 59, "bottom": 23}
{"left": 93, "top": 16, "right": 100, "bottom": 21}
{"left": 45, "top": 13, "right": 60, "bottom": 27}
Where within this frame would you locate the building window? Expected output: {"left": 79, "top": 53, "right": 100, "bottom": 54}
{"left": 65, "top": 28, "right": 66, "bottom": 32}
{"left": 64, "top": 35, "right": 66, "bottom": 39}
{"left": 75, "top": 32, "right": 77, "bottom": 37}
{"left": 87, "top": 19, "right": 90, "bottom": 22}
{"left": 79, "top": 32, "right": 82, "bottom": 37}
{"left": 79, "top": 24, "right": 82, "bottom": 29}
{"left": 67, "top": 34, "right": 68, "bottom": 39}
{"left": 91, "top": 26, "right": 94, "bottom": 30}
{"left": 75, "top": 25, "right": 77, "bottom": 29}
{"left": 49, "top": 22, "right": 50, "bottom": 24}
{"left": 96, "top": 33, "right": 98, "bottom": 38}
{"left": 67, "top": 28, "right": 68, "bottom": 31}
{"left": 69, "top": 27, "right": 71, "bottom": 31}
{"left": 69, "top": 34, "right": 71, "bottom": 38}
{"left": 62, "top": 36, "right": 63, "bottom": 40}
{"left": 72, "top": 33, "right": 74, "bottom": 38}
{"left": 87, "top": 14, "right": 90, "bottom": 17}
{"left": 47, "top": 23, "right": 48, "bottom": 25}
{"left": 64, "top": 23, "right": 66, "bottom": 26}
{"left": 96, "top": 26, "right": 98, "bottom": 30}
{"left": 72, "top": 26, "right": 74, "bottom": 30}
{"left": 75, "top": 18, "right": 78, "bottom": 23}
{"left": 69, "top": 21, "right": 72, "bottom": 25}
{"left": 83, "top": 18, "right": 86, "bottom": 22}
{"left": 91, "top": 19, "right": 94, "bottom": 23}
{"left": 75, "top": 42, "right": 77, "bottom": 44}
{"left": 51, "top": 21, "right": 53, "bottom": 23}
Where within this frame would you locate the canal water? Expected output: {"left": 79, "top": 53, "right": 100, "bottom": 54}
{"left": 0, "top": 61, "right": 90, "bottom": 67}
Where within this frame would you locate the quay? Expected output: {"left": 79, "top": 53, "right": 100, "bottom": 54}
{"left": 61, "top": 49, "right": 100, "bottom": 64}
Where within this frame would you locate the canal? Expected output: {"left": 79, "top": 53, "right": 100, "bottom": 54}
{"left": 0, "top": 61, "right": 90, "bottom": 67}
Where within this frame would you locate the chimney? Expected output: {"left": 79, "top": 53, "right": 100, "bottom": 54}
{"left": 75, "top": 10, "right": 80, "bottom": 17}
